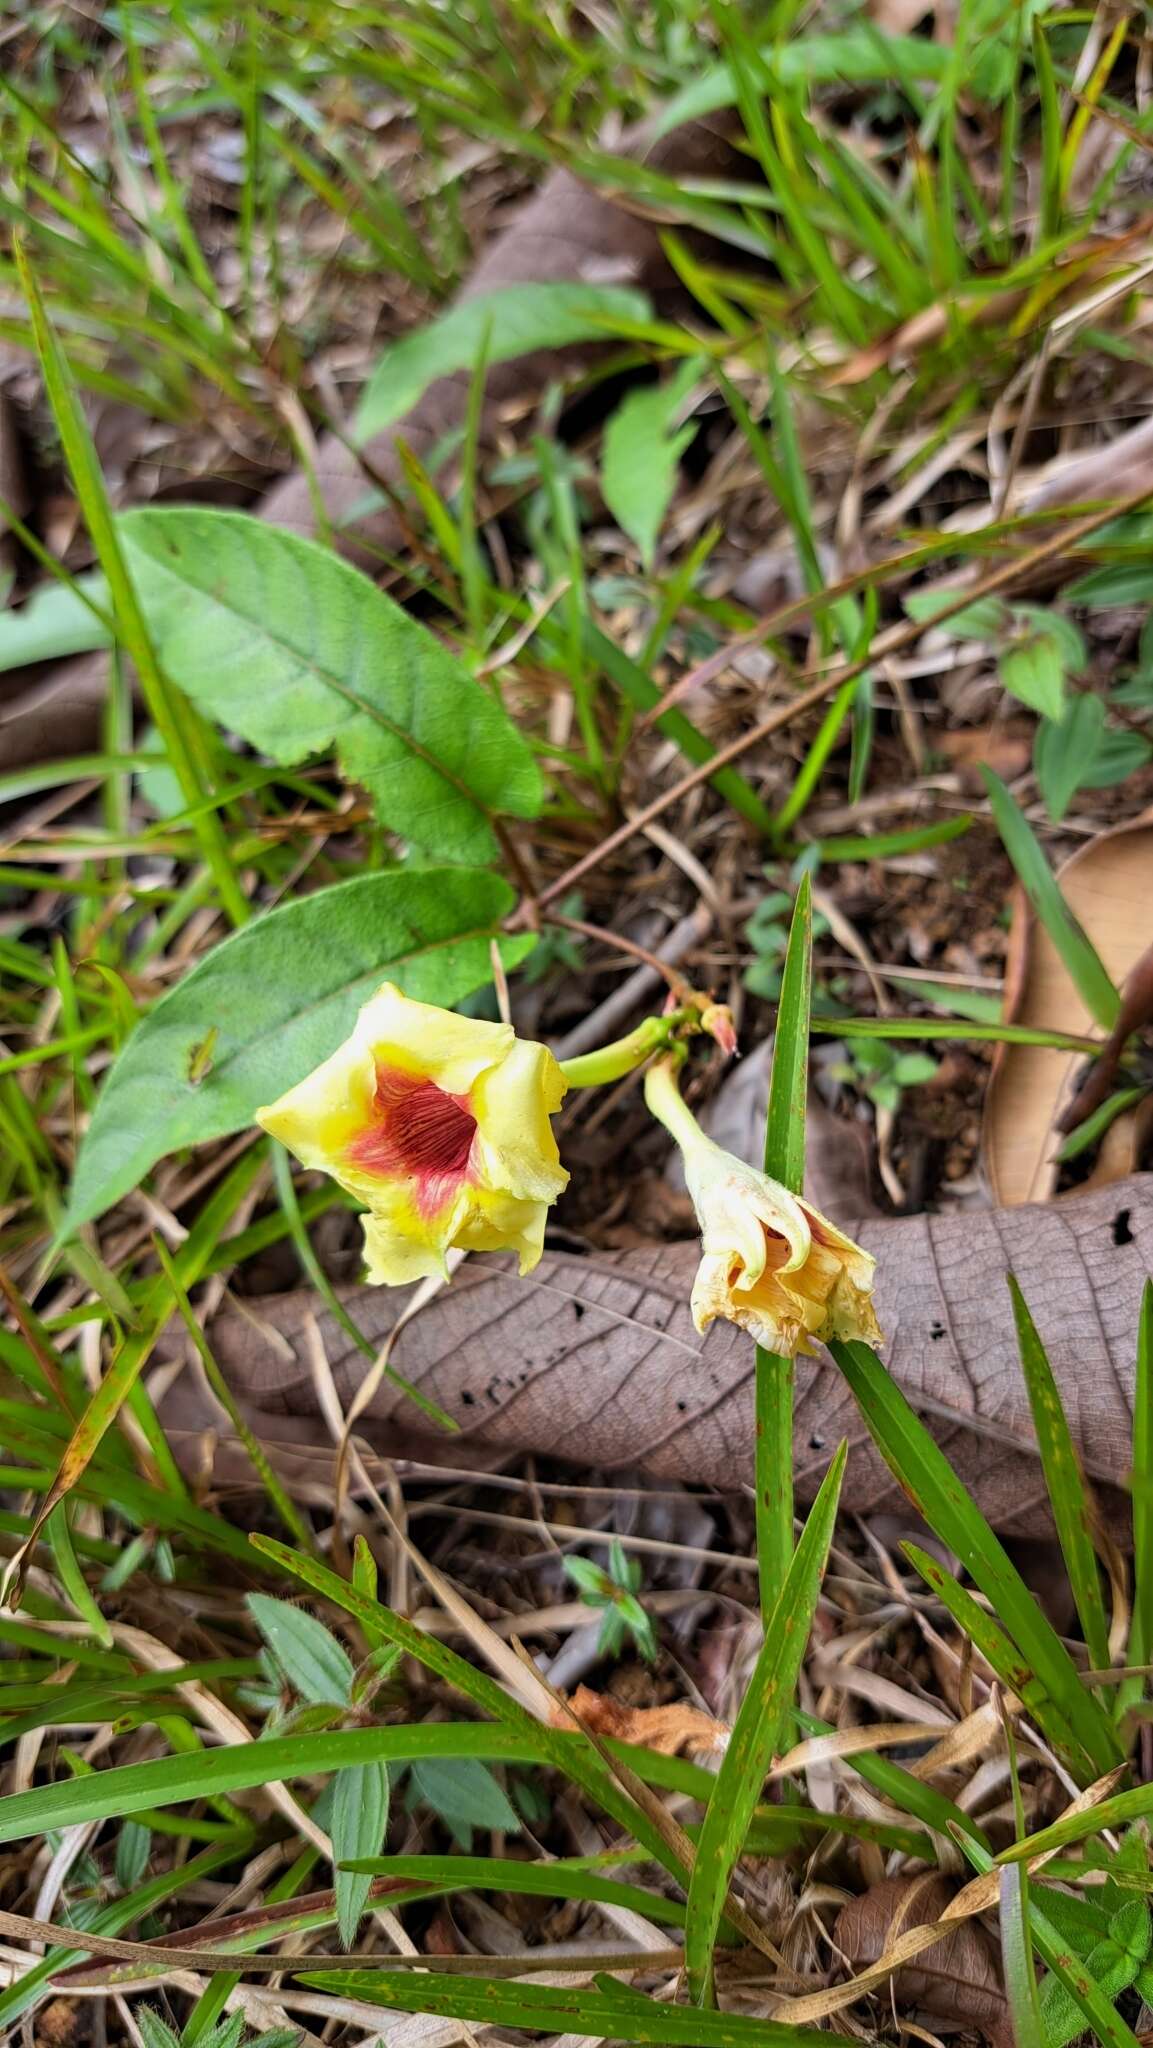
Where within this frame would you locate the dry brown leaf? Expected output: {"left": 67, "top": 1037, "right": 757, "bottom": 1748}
{"left": 983, "top": 811, "right": 1153, "bottom": 1205}
{"left": 834, "top": 1874, "right": 1011, "bottom": 2048}
{"left": 551, "top": 1684, "right": 727, "bottom": 1758}
{"left": 161, "top": 1170, "right": 1153, "bottom": 1539}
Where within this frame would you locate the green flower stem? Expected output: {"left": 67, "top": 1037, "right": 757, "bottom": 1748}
{"left": 641, "top": 1049, "right": 709, "bottom": 1155}
{"left": 559, "top": 1012, "right": 691, "bottom": 1090}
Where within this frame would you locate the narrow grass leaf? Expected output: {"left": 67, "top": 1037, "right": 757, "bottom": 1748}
{"left": 755, "top": 872, "right": 812, "bottom": 1622}
{"left": 1133, "top": 1281, "right": 1153, "bottom": 1671}
{"left": 982, "top": 768, "right": 1120, "bottom": 1029}
{"left": 339, "top": 1852, "right": 686, "bottom": 1925}
{"left": 830, "top": 1339, "right": 1123, "bottom": 1779}
{"left": 1010, "top": 1275, "right": 1111, "bottom": 1672}
{"left": 300, "top": 1967, "right": 856, "bottom": 2047}
{"left": 685, "top": 1441, "right": 846, "bottom": 2003}
{"left": 1000, "top": 1864, "right": 1048, "bottom": 2048}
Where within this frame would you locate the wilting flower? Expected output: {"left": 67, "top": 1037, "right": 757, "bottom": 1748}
{"left": 644, "top": 1058, "right": 880, "bottom": 1357}
{"left": 257, "top": 984, "right": 568, "bottom": 1285}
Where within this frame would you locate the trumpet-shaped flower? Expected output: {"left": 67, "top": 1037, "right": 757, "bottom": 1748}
{"left": 257, "top": 984, "right": 568, "bottom": 1284}
{"left": 644, "top": 1059, "right": 881, "bottom": 1357}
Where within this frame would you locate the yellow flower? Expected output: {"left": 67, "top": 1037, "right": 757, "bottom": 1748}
{"left": 256, "top": 983, "right": 568, "bottom": 1284}
{"left": 644, "top": 1058, "right": 881, "bottom": 1358}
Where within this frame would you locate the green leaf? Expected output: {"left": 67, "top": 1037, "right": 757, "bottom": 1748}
{"left": 299, "top": 1966, "right": 859, "bottom": 2048}
{"left": 1034, "top": 695, "right": 1105, "bottom": 822}
{"left": 338, "top": 1851, "right": 686, "bottom": 1925}
{"left": 113, "top": 1820, "right": 151, "bottom": 1893}
{"left": 0, "top": 571, "right": 111, "bottom": 672}
{"left": 410, "top": 1757, "right": 521, "bottom": 1838}
{"left": 136, "top": 2014, "right": 182, "bottom": 2048}
{"left": 1000, "top": 1866, "right": 1047, "bottom": 2048}
{"left": 655, "top": 29, "right": 953, "bottom": 133}
{"left": 830, "top": 1338, "right": 1123, "bottom": 1780}
{"left": 332, "top": 1761, "right": 389, "bottom": 1948}
{"left": 247, "top": 1595, "right": 354, "bottom": 1706}
{"left": 119, "top": 507, "right": 542, "bottom": 861}
{"left": 684, "top": 1442, "right": 846, "bottom": 2003}
{"left": 981, "top": 768, "right": 1120, "bottom": 1030}
{"left": 1067, "top": 563, "right": 1153, "bottom": 605}
{"left": 355, "top": 282, "right": 652, "bottom": 441}
{"left": 1000, "top": 629, "right": 1068, "bottom": 720}
{"left": 1009, "top": 1276, "right": 1111, "bottom": 1672}
{"left": 64, "top": 867, "right": 532, "bottom": 1231}
{"left": 904, "top": 592, "right": 1009, "bottom": 636}
{"left": 1077, "top": 727, "right": 1153, "bottom": 790}
{"left": 601, "top": 359, "right": 701, "bottom": 569}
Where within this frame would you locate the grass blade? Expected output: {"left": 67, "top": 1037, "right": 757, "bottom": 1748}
{"left": 1009, "top": 1275, "right": 1111, "bottom": 1673}
{"left": 1133, "top": 1280, "right": 1153, "bottom": 1674}
{"left": 1000, "top": 1864, "right": 1047, "bottom": 2048}
{"left": 339, "top": 1852, "right": 686, "bottom": 1925}
{"left": 829, "top": 1338, "right": 1123, "bottom": 1780}
{"left": 684, "top": 1440, "right": 846, "bottom": 2003}
{"left": 981, "top": 768, "right": 1120, "bottom": 1030}
{"left": 755, "top": 872, "right": 812, "bottom": 1622}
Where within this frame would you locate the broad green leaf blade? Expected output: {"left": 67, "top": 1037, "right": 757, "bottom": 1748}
{"left": 332, "top": 1761, "right": 389, "bottom": 1948}
{"left": 119, "top": 507, "right": 542, "bottom": 861}
{"left": 1009, "top": 1276, "right": 1111, "bottom": 1673}
{"left": 410, "top": 1757, "right": 520, "bottom": 1834}
{"left": 684, "top": 1441, "right": 846, "bottom": 2003}
{"left": 981, "top": 768, "right": 1120, "bottom": 1029}
{"left": 1000, "top": 1865, "right": 1048, "bottom": 2048}
{"left": 299, "top": 1966, "right": 858, "bottom": 2048}
{"left": 0, "top": 571, "right": 111, "bottom": 672}
{"left": 829, "top": 1339, "right": 1123, "bottom": 1780}
{"left": 601, "top": 359, "right": 701, "bottom": 569}
{"left": 64, "top": 868, "right": 532, "bottom": 1230}
{"left": 355, "top": 282, "right": 652, "bottom": 441}
{"left": 1034, "top": 696, "right": 1105, "bottom": 823}
{"left": 247, "top": 1595, "right": 354, "bottom": 1706}
{"left": 1000, "top": 631, "right": 1067, "bottom": 721}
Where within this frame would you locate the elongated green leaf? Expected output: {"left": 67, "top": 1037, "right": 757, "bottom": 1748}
{"left": 982, "top": 768, "right": 1120, "bottom": 1029}
{"left": 118, "top": 507, "right": 542, "bottom": 861}
{"left": 1000, "top": 1866, "right": 1048, "bottom": 2048}
{"left": 340, "top": 1852, "right": 686, "bottom": 1925}
{"left": 300, "top": 1967, "right": 855, "bottom": 2047}
{"left": 904, "top": 1542, "right": 1084, "bottom": 1764}
{"left": 830, "top": 1339, "right": 1123, "bottom": 1780}
{"left": 1000, "top": 1784, "right": 1153, "bottom": 1863}
{"left": 1034, "top": 695, "right": 1106, "bottom": 823}
{"left": 410, "top": 1757, "right": 520, "bottom": 1837}
{"left": 821, "top": 1017, "right": 1098, "bottom": 1051}
{"left": 684, "top": 1442, "right": 846, "bottom": 2003}
{"left": 1009, "top": 1276, "right": 1111, "bottom": 1672}
{"left": 65, "top": 867, "right": 532, "bottom": 1230}
{"left": 601, "top": 359, "right": 701, "bottom": 568}
{"left": 755, "top": 873, "right": 812, "bottom": 1621}
{"left": 0, "top": 1724, "right": 548, "bottom": 1845}
{"left": 355, "top": 281, "right": 651, "bottom": 440}
{"left": 655, "top": 30, "right": 952, "bottom": 132}
{"left": 332, "top": 1762, "right": 389, "bottom": 1948}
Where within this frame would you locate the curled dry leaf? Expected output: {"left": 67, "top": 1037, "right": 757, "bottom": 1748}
{"left": 835, "top": 1873, "right": 1011, "bottom": 2048}
{"left": 552, "top": 1683, "right": 728, "bottom": 1759}
{"left": 983, "top": 811, "right": 1153, "bottom": 1205}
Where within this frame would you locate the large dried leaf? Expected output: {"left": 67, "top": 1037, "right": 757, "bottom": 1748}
{"left": 169, "top": 1173, "right": 1152, "bottom": 1539}
{"left": 835, "top": 1875, "right": 1011, "bottom": 2048}
{"left": 983, "top": 812, "right": 1153, "bottom": 1204}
